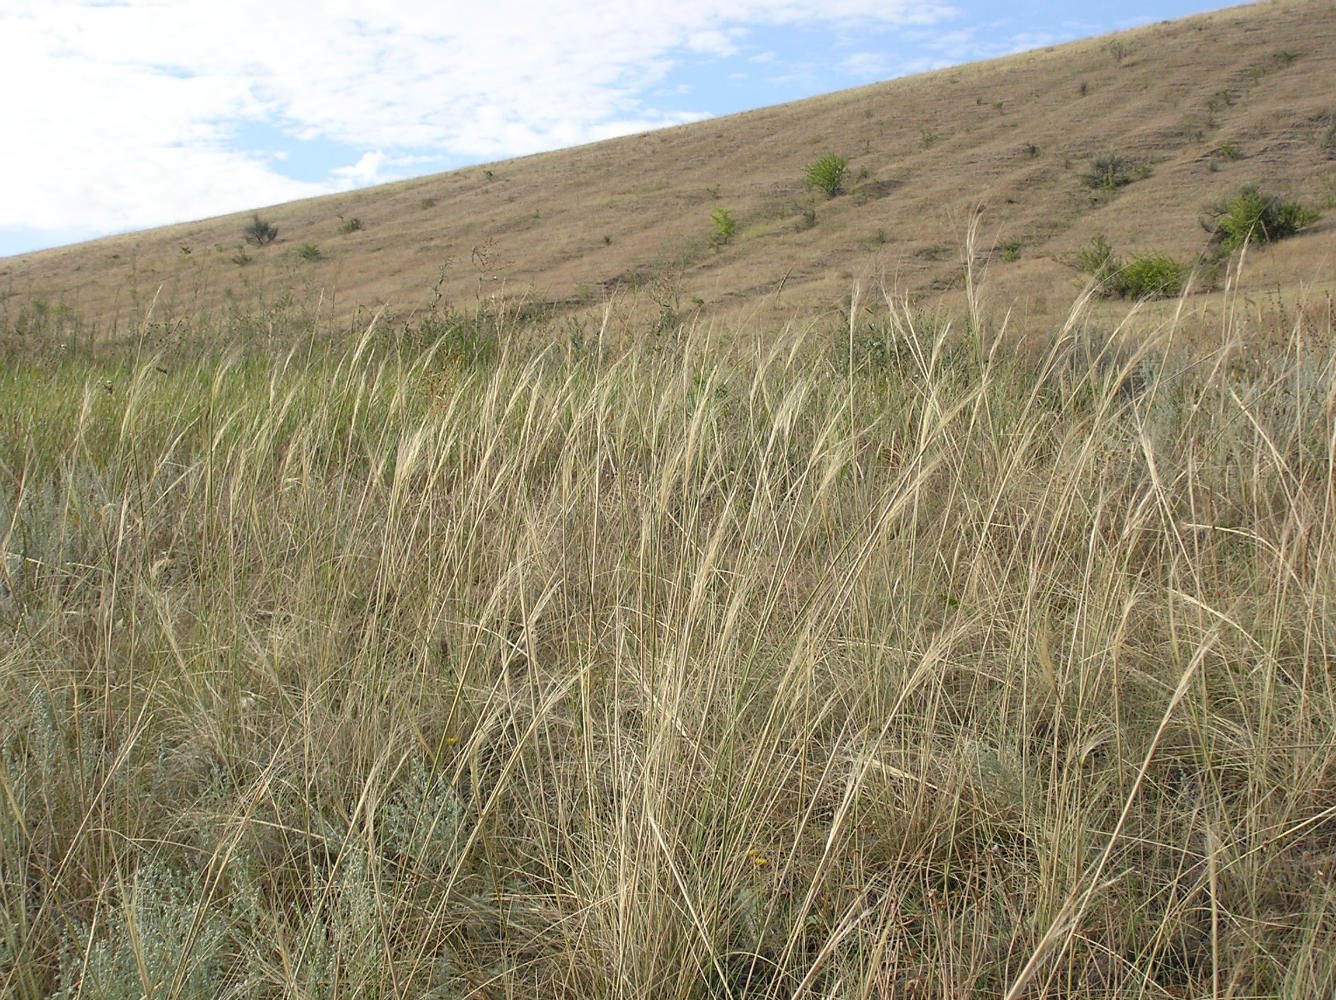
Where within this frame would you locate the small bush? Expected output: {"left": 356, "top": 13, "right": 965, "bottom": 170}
{"left": 1084, "top": 152, "right": 1146, "bottom": 191}
{"left": 1000, "top": 240, "right": 1022, "bottom": 263}
{"left": 709, "top": 207, "right": 736, "bottom": 247}
{"left": 242, "top": 214, "right": 278, "bottom": 246}
{"left": 1118, "top": 252, "right": 1185, "bottom": 299}
{"left": 339, "top": 217, "right": 363, "bottom": 234}
{"left": 804, "top": 153, "right": 847, "bottom": 199}
{"left": 1319, "top": 112, "right": 1336, "bottom": 157}
{"left": 1076, "top": 234, "right": 1118, "bottom": 284}
{"left": 1077, "top": 235, "right": 1185, "bottom": 299}
{"left": 1205, "top": 184, "right": 1319, "bottom": 250}
{"left": 297, "top": 243, "right": 323, "bottom": 262}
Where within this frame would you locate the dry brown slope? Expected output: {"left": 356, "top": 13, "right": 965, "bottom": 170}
{"left": 3, "top": 0, "right": 1334, "bottom": 343}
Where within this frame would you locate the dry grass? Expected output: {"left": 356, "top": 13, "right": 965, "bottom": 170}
{"left": 3, "top": 264, "right": 1336, "bottom": 997}
{"left": 2, "top": 0, "right": 1334, "bottom": 343}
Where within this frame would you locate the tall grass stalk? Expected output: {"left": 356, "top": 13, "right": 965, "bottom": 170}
{"left": 2, "top": 281, "right": 1335, "bottom": 998}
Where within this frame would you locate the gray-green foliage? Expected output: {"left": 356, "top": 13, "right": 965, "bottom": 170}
{"left": 804, "top": 152, "right": 847, "bottom": 198}
{"left": 242, "top": 215, "right": 278, "bottom": 246}
{"left": 380, "top": 758, "right": 467, "bottom": 870}
{"left": 1084, "top": 151, "right": 1147, "bottom": 191}
{"left": 2, "top": 686, "right": 469, "bottom": 1000}
{"left": 52, "top": 862, "right": 228, "bottom": 1000}
{"left": 285, "top": 843, "right": 387, "bottom": 999}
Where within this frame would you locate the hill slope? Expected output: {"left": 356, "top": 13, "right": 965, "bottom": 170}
{"left": 3, "top": 0, "right": 1334, "bottom": 343}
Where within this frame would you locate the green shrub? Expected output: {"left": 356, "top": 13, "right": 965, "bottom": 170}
{"left": 338, "top": 216, "right": 363, "bottom": 234}
{"left": 1076, "top": 235, "right": 1185, "bottom": 299}
{"left": 1205, "top": 184, "right": 1319, "bottom": 250}
{"left": 1076, "top": 234, "right": 1118, "bottom": 284}
{"left": 242, "top": 214, "right": 278, "bottom": 246}
{"left": 804, "top": 153, "right": 847, "bottom": 198}
{"left": 297, "top": 242, "right": 323, "bottom": 262}
{"left": 1118, "top": 252, "right": 1185, "bottom": 299}
{"left": 709, "top": 207, "right": 736, "bottom": 247}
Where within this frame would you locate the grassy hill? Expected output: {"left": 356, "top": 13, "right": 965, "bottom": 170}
{"left": 3, "top": 0, "right": 1334, "bottom": 346}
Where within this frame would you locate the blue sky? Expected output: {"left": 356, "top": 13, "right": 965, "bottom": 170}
{"left": 1, "top": 0, "right": 1239, "bottom": 258}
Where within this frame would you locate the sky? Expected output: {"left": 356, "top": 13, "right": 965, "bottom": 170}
{"left": 1, "top": 0, "right": 1237, "bottom": 258}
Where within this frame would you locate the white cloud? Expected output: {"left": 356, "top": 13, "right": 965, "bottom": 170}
{"left": 902, "top": 21, "right": 1086, "bottom": 67}
{"left": 687, "top": 28, "right": 743, "bottom": 57}
{"left": 1, "top": 0, "right": 959, "bottom": 251}
{"left": 333, "top": 151, "right": 387, "bottom": 186}
{"left": 841, "top": 52, "right": 894, "bottom": 79}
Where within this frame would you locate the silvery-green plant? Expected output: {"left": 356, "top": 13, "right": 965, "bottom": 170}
{"left": 52, "top": 862, "right": 227, "bottom": 1000}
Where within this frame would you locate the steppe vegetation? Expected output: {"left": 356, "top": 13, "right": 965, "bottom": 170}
{"left": 3, "top": 251, "right": 1336, "bottom": 998}
{"left": 2, "top": 3, "right": 1334, "bottom": 996}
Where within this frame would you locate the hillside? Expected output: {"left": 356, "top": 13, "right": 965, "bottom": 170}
{"left": 3, "top": 0, "right": 1335, "bottom": 344}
